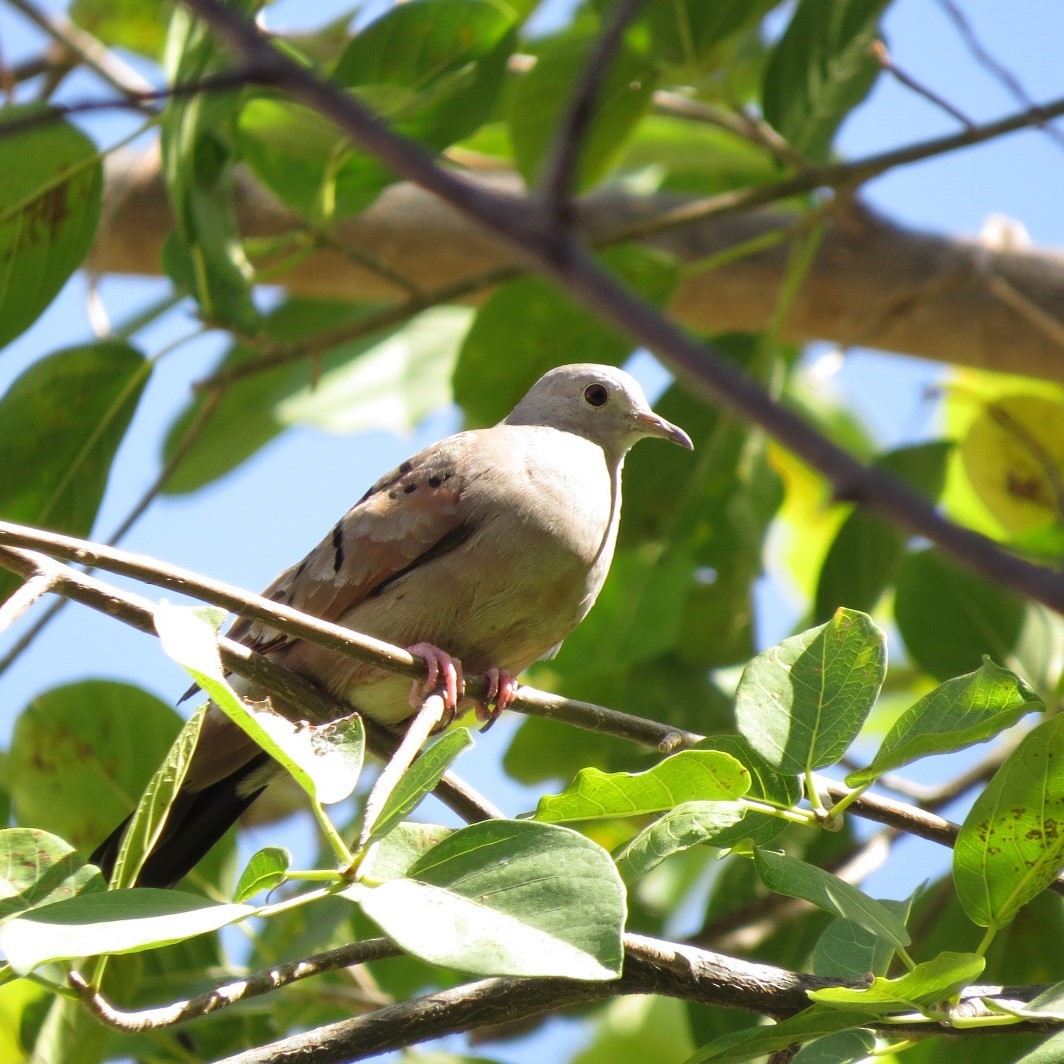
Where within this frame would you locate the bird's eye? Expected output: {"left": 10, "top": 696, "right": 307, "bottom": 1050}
{"left": 583, "top": 383, "right": 609, "bottom": 407}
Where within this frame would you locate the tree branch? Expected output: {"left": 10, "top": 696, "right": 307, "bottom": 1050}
{"left": 93, "top": 157, "right": 1064, "bottom": 385}
{"left": 67, "top": 938, "right": 398, "bottom": 1032}
{"left": 539, "top": 0, "right": 645, "bottom": 226}
{"left": 213, "top": 932, "right": 1061, "bottom": 1064}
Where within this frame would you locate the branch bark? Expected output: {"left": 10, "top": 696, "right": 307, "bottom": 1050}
{"left": 93, "top": 150, "right": 1064, "bottom": 382}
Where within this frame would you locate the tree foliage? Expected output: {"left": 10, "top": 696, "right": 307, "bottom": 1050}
{"left": 1, "top": 0, "right": 1064, "bottom": 1062}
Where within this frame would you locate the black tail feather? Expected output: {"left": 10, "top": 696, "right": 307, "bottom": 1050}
{"left": 90, "top": 754, "right": 272, "bottom": 889}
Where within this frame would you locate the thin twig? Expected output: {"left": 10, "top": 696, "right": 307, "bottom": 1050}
{"left": 540, "top": 0, "right": 645, "bottom": 227}
{"left": 67, "top": 938, "right": 398, "bottom": 1032}
{"left": 0, "top": 67, "right": 266, "bottom": 137}
{"left": 358, "top": 694, "right": 446, "bottom": 849}
{"left": 870, "top": 39, "right": 974, "bottom": 128}
{"left": 5, "top": 0, "right": 154, "bottom": 102}
{"left": 0, "top": 573, "right": 55, "bottom": 635}
{"left": 936, "top": 0, "right": 1064, "bottom": 152}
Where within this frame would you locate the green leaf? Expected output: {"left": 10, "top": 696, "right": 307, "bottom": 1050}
{"left": 809, "top": 951, "right": 985, "bottom": 1012}
{"left": 7, "top": 681, "right": 181, "bottom": 853}
{"left": 894, "top": 547, "right": 1027, "bottom": 681}
{"left": 754, "top": 849, "right": 910, "bottom": 948}
{"left": 735, "top": 608, "right": 886, "bottom": 774}
{"left": 847, "top": 659, "right": 1042, "bottom": 786}
{"left": 685, "top": 1005, "right": 879, "bottom": 1064}
{"left": 334, "top": 0, "right": 516, "bottom": 148}
{"left": 0, "top": 829, "right": 105, "bottom": 922}
{"left": 160, "top": 4, "right": 257, "bottom": 328}
{"left": 791, "top": 1030, "right": 876, "bottom": 1064}
{"left": 813, "top": 897, "right": 913, "bottom": 981}
{"left": 762, "top": 0, "right": 888, "bottom": 162}
{"left": 0, "top": 106, "right": 102, "bottom": 351}
{"left": 350, "top": 819, "right": 625, "bottom": 979}
{"left": 275, "top": 307, "right": 472, "bottom": 431}
{"left": 0, "top": 888, "right": 254, "bottom": 975}
{"left": 70, "top": 0, "right": 171, "bottom": 58}
{"left": 163, "top": 301, "right": 465, "bottom": 495}
{"left": 618, "top": 115, "right": 780, "bottom": 197}
{"left": 614, "top": 800, "right": 746, "bottom": 882}
{"left": 109, "top": 706, "right": 207, "bottom": 890}
{"left": 626, "top": 0, "right": 778, "bottom": 73}
{"left": 233, "top": 847, "right": 291, "bottom": 903}
{"left": 360, "top": 823, "right": 453, "bottom": 882}
{"left": 954, "top": 713, "right": 1064, "bottom": 930}
{"left": 534, "top": 750, "right": 750, "bottom": 823}
{"left": 508, "top": 32, "right": 657, "bottom": 191}
{"left": 694, "top": 735, "right": 800, "bottom": 848}
{"left": 154, "top": 603, "right": 365, "bottom": 806}
{"left": 0, "top": 342, "right": 148, "bottom": 534}
{"left": 363, "top": 729, "right": 473, "bottom": 845}
{"left": 815, "top": 442, "right": 953, "bottom": 622}
{"left": 1016, "top": 1030, "right": 1064, "bottom": 1064}
{"left": 241, "top": 0, "right": 515, "bottom": 219}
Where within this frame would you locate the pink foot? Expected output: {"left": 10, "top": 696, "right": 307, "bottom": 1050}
{"left": 407, "top": 643, "right": 464, "bottom": 716}
{"left": 476, "top": 668, "right": 519, "bottom": 732}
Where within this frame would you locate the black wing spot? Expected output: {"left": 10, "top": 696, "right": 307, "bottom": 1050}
{"left": 331, "top": 521, "right": 345, "bottom": 573}
{"left": 428, "top": 475, "right": 443, "bottom": 488}
{"left": 404, "top": 483, "right": 418, "bottom": 494}
{"left": 399, "top": 460, "right": 413, "bottom": 474}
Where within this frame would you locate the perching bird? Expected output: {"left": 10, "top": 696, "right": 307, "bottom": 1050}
{"left": 91, "top": 363, "right": 692, "bottom": 886}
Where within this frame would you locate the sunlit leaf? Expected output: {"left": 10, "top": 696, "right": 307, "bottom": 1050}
{"left": 735, "top": 609, "right": 886, "bottom": 774}
{"left": 954, "top": 714, "right": 1064, "bottom": 930}
{"left": 0, "top": 106, "right": 102, "bottom": 351}
{"left": 534, "top": 749, "right": 750, "bottom": 823}
{"left": 350, "top": 820, "right": 625, "bottom": 978}
{"left": 847, "top": 659, "right": 1042, "bottom": 786}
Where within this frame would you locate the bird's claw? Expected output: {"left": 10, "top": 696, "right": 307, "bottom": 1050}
{"left": 476, "top": 668, "right": 518, "bottom": 732}
{"left": 407, "top": 643, "right": 464, "bottom": 720}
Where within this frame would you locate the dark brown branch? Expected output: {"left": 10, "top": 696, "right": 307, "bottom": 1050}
{"left": 160, "top": 0, "right": 1064, "bottom": 618}
{"left": 540, "top": 0, "right": 645, "bottom": 226}
{"left": 212, "top": 932, "right": 1061, "bottom": 1064}
{"left": 870, "top": 39, "right": 973, "bottom": 128}
{"left": 935, "top": 0, "right": 1064, "bottom": 152}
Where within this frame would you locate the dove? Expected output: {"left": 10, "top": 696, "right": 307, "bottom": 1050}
{"left": 91, "top": 363, "right": 692, "bottom": 886}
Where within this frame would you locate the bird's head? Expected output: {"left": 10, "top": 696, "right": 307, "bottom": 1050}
{"left": 503, "top": 363, "right": 693, "bottom": 458}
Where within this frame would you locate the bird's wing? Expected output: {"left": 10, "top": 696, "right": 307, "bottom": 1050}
{"left": 228, "top": 435, "right": 481, "bottom": 657}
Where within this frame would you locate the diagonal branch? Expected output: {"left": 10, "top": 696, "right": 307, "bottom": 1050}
{"left": 161, "top": 0, "right": 1064, "bottom": 619}
{"left": 67, "top": 938, "right": 399, "bottom": 1032}
{"left": 539, "top": 0, "right": 645, "bottom": 226}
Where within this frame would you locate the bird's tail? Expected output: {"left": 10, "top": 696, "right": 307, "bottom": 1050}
{"left": 90, "top": 753, "right": 273, "bottom": 889}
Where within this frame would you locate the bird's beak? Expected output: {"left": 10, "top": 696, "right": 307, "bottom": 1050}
{"left": 631, "top": 410, "right": 694, "bottom": 450}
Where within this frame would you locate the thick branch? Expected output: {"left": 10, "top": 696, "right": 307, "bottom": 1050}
{"left": 93, "top": 153, "right": 1064, "bottom": 382}
{"left": 215, "top": 933, "right": 1059, "bottom": 1064}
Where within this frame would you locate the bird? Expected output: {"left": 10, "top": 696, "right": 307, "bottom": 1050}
{"left": 91, "top": 363, "right": 693, "bottom": 887}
